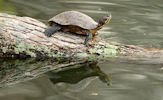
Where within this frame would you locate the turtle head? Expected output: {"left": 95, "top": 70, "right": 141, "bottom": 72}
{"left": 97, "top": 14, "right": 112, "bottom": 30}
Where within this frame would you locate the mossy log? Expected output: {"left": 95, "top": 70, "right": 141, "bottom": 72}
{"left": 0, "top": 13, "right": 163, "bottom": 59}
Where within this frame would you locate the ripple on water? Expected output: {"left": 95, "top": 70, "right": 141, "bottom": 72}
{"left": 119, "top": 73, "right": 147, "bottom": 80}
{"left": 58, "top": 1, "right": 119, "bottom": 6}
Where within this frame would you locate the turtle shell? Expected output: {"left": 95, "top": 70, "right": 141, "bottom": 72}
{"left": 49, "top": 11, "right": 98, "bottom": 29}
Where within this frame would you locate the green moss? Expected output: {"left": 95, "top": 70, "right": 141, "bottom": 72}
{"left": 88, "top": 48, "right": 97, "bottom": 54}
{"left": 2, "top": 47, "right": 8, "bottom": 53}
{"left": 88, "top": 43, "right": 118, "bottom": 59}
{"left": 76, "top": 52, "right": 88, "bottom": 58}
{"left": 14, "top": 41, "right": 69, "bottom": 58}
{"left": 13, "top": 39, "right": 118, "bottom": 59}
{"left": 103, "top": 48, "right": 116, "bottom": 57}
{"left": 103, "top": 44, "right": 118, "bottom": 57}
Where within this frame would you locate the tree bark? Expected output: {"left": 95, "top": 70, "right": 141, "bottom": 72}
{"left": 0, "top": 13, "right": 163, "bottom": 59}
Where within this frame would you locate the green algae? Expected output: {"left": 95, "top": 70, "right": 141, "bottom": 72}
{"left": 88, "top": 43, "right": 118, "bottom": 58}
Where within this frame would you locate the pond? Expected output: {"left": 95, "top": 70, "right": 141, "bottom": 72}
{"left": 0, "top": 0, "right": 163, "bottom": 100}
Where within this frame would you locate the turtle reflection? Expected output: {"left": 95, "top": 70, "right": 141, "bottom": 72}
{"left": 46, "top": 61, "right": 111, "bottom": 86}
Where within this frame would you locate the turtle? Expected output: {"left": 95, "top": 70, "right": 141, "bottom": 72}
{"left": 44, "top": 11, "right": 112, "bottom": 46}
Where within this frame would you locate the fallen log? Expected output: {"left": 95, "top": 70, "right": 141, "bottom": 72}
{"left": 0, "top": 13, "right": 117, "bottom": 59}
{"left": 0, "top": 13, "right": 163, "bottom": 59}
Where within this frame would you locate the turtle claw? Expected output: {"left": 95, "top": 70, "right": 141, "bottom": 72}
{"left": 44, "top": 31, "right": 52, "bottom": 37}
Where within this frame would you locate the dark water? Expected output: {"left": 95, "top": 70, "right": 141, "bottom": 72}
{"left": 0, "top": 0, "right": 163, "bottom": 100}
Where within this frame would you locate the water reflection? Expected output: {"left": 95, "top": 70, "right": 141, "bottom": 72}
{"left": 1, "top": 58, "right": 163, "bottom": 100}
{"left": 0, "top": 59, "right": 111, "bottom": 100}
{"left": 0, "top": 59, "right": 110, "bottom": 87}
{"left": 46, "top": 61, "right": 111, "bottom": 85}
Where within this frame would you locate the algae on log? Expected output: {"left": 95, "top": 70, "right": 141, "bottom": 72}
{"left": 0, "top": 13, "right": 163, "bottom": 59}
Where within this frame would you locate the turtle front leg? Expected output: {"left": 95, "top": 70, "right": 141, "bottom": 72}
{"left": 44, "top": 23, "right": 61, "bottom": 37}
{"left": 84, "top": 32, "right": 93, "bottom": 46}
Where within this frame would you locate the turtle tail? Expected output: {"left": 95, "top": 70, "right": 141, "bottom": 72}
{"left": 44, "top": 24, "right": 61, "bottom": 37}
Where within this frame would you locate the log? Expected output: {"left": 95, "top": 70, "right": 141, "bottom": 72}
{"left": 0, "top": 13, "right": 163, "bottom": 59}
{"left": 0, "top": 13, "right": 117, "bottom": 59}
